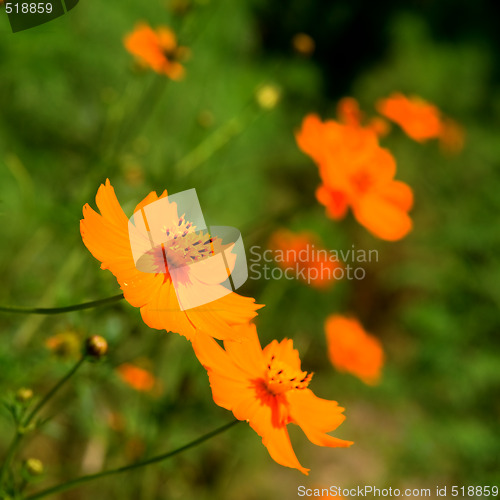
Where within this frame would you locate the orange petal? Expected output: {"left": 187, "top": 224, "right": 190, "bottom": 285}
{"left": 286, "top": 389, "right": 352, "bottom": 449}
{"left": 377, "top": 180, "right": 413, "bottom": 212}
{"left": 157, "top": 27, "right": 177, "bottom": 52}
{"left": 376, "top": 93, "right": 443, "bottom": 142}
{"left": 295, "top": 114, "right": 327, "bottom": 165}
{"left": 325, "top": 315, "right": 385, "bottom": 385}
{"left": 223, "top": 323, "right": 266, "bottom": 378}
{"left": 337, "top": 97, "right": 362, "bottom": 126}
{"left": 80, "top": 181, "right": 161, "bottom": 308}
{"left": 139, "top": 277, "right": 196, "bottom": 340}
{"left": 134, "top": 189, "right": 169, "bottom": 214}
{"left": 248, "top": 401, "right": 310, "bottom": 475}
{"left": 263, "top": 339, "right": 302, "bottom": 372}
{"left": 186, "top": 293, "right": 263, "bottom": 342}
{"left": 191, "top": 331, "right": 257, "bottom": 412}
{"left": 315, "top": 185, "right": 349, "bottom": 220}
{"left": 352, "top": 190, "right": 413, "bottom": 241}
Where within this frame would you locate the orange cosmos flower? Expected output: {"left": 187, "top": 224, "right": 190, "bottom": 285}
{"left": 117, "top": 363, "right": 156, "bottom": 392}
{"left": 124, "top": 24, "right": 186, "bottom": 80}
{"left": 80, "top": 180, "right": 261, "bottom": 341}
{"left": 325, "top": 315, "right": 384, "bottom": 385}
{"left": 296, "top": 114, "right": 413, "bottom": 241}
{"left": 376, "top": 93, "right": 443, "bottom": 142}
{"left": 192, "top": 324, "right": 353, "bottom": 475}
{"left": 268, "top": 229, "right": 343, "bottom": 289}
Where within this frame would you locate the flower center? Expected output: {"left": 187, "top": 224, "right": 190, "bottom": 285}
{"left": 350, "top": 170, "right": 373, "bottom": 194}
{"left": 265, "top": 355, "right": 313, "bottom": 395}
{"left": 145, "top": 215, "right": 218, "bottom": 277}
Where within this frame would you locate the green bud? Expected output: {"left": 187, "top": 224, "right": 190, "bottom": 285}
{"left": 15, "top": 387, "right": 34, "bottom": 403}
{"left": 24, "top": 458, "right": 44, "bottom": 476}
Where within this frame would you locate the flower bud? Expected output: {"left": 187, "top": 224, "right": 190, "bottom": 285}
{"left": 292, "top": 33, "right": 315, "bottom": 56}
{"left": 255, "top": 84, "right": 281, "bottom": 110}
{"left": 16, "top": 388, "right": 34, "bottom": 403}
{"left": 24, "top": 458, "right": 44, "bottom": 477}
{"left": 85, "top": 336, "right": 108, "bottom": 359}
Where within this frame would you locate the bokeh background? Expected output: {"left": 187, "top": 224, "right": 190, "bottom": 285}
{"left": 1, "top": 0, "right": 499, "bottom": 498}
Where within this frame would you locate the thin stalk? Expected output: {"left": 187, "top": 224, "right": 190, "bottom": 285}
{"left": 175, "top": 110, "right": 258, "bottom": 176}
{"left": 25, "top": 420, "right": 241, "bottom": 500}
{"left": 0, "top": 432, "right": 22, "bottom": 489}
{"left": 23, "top": 357, "right": 86, "bottom": 428}
{"left": 0, "top": 294, "right": 124, "bottom": 315}
{"left": 0, "top": 358, "right": 86, "bottom": 491}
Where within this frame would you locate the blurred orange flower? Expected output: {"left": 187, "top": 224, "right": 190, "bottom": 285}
{"left": 296, "top": 114, "right": 413, "bottom": 241}
{"left": 192, "top": 323, "right": 353, "bottom": 475}
{"left": 117, "top": 363, "right": 156, "bottom": 392}
{"left": 45, "top": 331, "right": 81, "bottom": 359}
{"left": 268, "top": 229, "right": 343, "bottom": 289}
{"left": 292, "top": 33, "right": 315, "bottom": 56}
{"left": 439, "top": 118, "right": 465, "bottom": 155}
{"left": 124, "top": 24, "right": 186, "bottom": 80}
{"left": 325, "top": 315, "right": 384, "bottom": 385}
{"left": 336, "top": 97, "right": 389, "bottom": 137}
{"left": 80, "top": 180, "right": 261, "bottom": 341}
{"left": 376, "top": 93, "right": 443, "bottom": 142}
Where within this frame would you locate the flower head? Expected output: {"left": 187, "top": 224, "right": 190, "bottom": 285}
{"left": 85, "top": 335, "right": 108, "bottom": 360}
{"left": 296, "top": 114, "right": 413, "bottom": 241}
{"left": 117, "top": 363, "right": 156, "bottom": 392}
{"left": 325, "top": 315, "right": 384, "bottom": 385}
{"left": 192, "top": 324, "right": 353, "bottom": 475}
{"left": 80, "top": 180, "right": 261, "bottom": 341}
{"left": 292, "top": 33, "right": 315, "bottom": 56}
{"left": 376, "top": 93, "right": 442, "bottom": 142}
{"left": 268, "top": 229, "right": 343, "bottom": 289}
{"left": 45, "top": 331, "right": 81, "bottom": 359}
{"left": 124, "top": 24, "right": 187, "bottom": 80}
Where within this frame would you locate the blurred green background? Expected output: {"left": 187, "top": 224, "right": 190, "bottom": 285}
{"left": 1, "top": 0, "right": 499, "bottom": 498}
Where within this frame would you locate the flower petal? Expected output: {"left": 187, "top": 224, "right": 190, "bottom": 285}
{"left": 192, "top": 331, "right": 256, "bottom": 412}
{"left": 223, "top": 323, "right": 266, "bottom": 378}
{"left": 352, "top": 189, "right": 413, "bottom": 241}
{"left": 287, "top": 389, "right": 353, "bottom": 448}
{"left": 248, "top": 402, "right": 310, "bottom": 475}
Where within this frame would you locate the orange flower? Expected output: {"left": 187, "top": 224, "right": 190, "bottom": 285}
{"left": 268, "top": 229, "right": 343, "bottom": 289}
{"left": 117, "top": 363, "right": 156, "bottom": 392}
{"left": 296, "top": 114, "right": 413, "bottom": 241}
{"left": 325, "top": 315, "right": 384, "bottom": 385}
{"left": 376, "top": 93, "right": 442, "bottom": 142}
{"left": 80, "top": 180, "right": 261, "bottom": 341}
{"left": 124, "top": 24, "right": 186, "bottom": 80}
{"left": 192, "top": 324, "right": 353, "bottom": 475}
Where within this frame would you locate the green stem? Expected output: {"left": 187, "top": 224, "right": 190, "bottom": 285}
{"left": 175, "top": 110, "right": 257, "bottom": 176}
{"left": 0, "top": 432, "right": 22, "bottom": 489}
{"left": 25, "top": 420, "right": 241, "bottom": 500}
{"left": 112, "top": 74, "right": 168, "bottom": 157}
{"left": 0, "top": 358, "right": 86, "bottom": 491}
{"left": 0, "top": 294, "right": 124, "bottom": 315}
{"left": 24, "top": 357, "right": 86, "bottom": 428}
